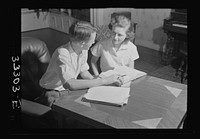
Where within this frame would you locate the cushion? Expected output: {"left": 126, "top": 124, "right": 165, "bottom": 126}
{"left": 21, "top": 37, "right": 50, "bottom": 63}
{"left": 21, "top": 37, "right": 50, "bottom": 101}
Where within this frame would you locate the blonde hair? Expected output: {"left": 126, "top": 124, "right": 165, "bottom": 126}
{"left": 69, "top": 21, "right": 97, "bottom": 43}
{"left": 109, "top": 15, "right": 134, "bottom": 42}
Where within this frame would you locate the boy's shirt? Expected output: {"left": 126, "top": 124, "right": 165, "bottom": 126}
{"left": 40, "top": 42, "right": 89, "bottom": 91}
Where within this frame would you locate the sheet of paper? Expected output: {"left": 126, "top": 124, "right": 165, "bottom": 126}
{"left": 99, "top": 70, "right": 120, "bottom": 77}
{"left": 99, "top": 66, "right": 147, "bottom": 84}
{"left": 74, "top": 95, "right": 91, "bottom": 107}
{"left": 83, "top": 86, "right": 130, "bottom": 105}
{"left": 121, "top": 81, "right": 131, "bottom": 87}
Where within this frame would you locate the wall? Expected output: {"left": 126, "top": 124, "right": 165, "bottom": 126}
{"left": 92, "top": 8, "right": 171, "bottom": 52}
{"left": 135, "top": 9, "right": 170, "bottom": 52}
{"left": 48, "top": 12, "right": 77, "bottom": 34}
{"left": 22, "top": 8, "right": 171, "bottom": 52}
{"left": 21, "top": 9, "right": 77, "bottom": 34}
{"left": 21, "top": 9, "right": 49, "bottom": 32}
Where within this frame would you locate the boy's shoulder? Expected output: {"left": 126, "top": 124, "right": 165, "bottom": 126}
{"left": 56, "top": 43, "right": 71, "bottom": 55}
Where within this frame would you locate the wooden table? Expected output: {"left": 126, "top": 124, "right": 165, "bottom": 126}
{"left": 52, "top": 76, "right": 187, "bottom": 129}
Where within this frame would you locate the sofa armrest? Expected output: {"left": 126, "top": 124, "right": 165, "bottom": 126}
{"left": 21, "top": 99, "right": 51, "bottom": 116}
{"left": 21, "top": 37, "right": 50, "bottom": 63}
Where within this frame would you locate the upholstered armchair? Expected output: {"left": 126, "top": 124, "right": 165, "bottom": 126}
{"left": 21, "top": 37, "right": 58, "bottom": 128}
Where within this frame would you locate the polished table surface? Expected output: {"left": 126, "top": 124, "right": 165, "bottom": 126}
{"left": 52, "top": 76, "right": 187, "bottom": 129}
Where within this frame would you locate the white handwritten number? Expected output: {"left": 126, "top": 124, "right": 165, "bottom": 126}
{"left": 12, "top": 56, "right": 19, "bottom": 62}
{"left": 12, "top": 86, "right": 20, "bottom": 92}
{"left": 13, "top": 63, "right": 20, "bottom": 71}
{"left": 13, "top": 78, "right": 20, "bottom": 85}
{"left": 13, "top": 71, "right": 20, "bottom": 77}
{"left": 11, "top": 55, "right": 21, "bottom": 111}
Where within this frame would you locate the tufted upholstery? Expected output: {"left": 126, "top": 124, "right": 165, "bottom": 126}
{"left": 22, "top": 37, "right": 50, "bottom": 63}
{"left": 20, "top": 37, "right": 60, "bottom": 128}
{"left": 21, "top": 37, "right": 50, "bottom": 101}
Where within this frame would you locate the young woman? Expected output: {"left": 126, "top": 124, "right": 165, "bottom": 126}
{"left": 39, "top": 21, "right": 123, "bottom": 92}
{"left": 91, "top": 15, "right": 139, "bottom": 76}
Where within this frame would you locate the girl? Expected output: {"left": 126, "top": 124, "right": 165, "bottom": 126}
{"left": 91, "top": 15, "right": 139, "bottom": 76}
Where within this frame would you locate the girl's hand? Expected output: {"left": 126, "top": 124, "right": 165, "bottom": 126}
{"left": 103, "top": 74, "right": 124, "bottom": 86}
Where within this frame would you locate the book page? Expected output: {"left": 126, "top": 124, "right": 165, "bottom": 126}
{"left": 83, "top": 86, "right": 130, "bottom": 105}
{"left": 121, "top": 81, "right": 131, "bottom": 87}
{"left": 99, "top": 70, "right": 122, "bottom": 78}
{"left": 99, "top": 66, "right": 147, "bottom": 84}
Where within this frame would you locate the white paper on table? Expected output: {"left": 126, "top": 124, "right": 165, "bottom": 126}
{"left": 99, "top": 66, "right": 147, "bottom": 84}
{"left": 82, "top": 86, "right": 130, "bottom": 106}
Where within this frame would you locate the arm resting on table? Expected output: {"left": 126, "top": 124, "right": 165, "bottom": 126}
{"left": 63, "top": 78, "right": 104, "bottom": 91}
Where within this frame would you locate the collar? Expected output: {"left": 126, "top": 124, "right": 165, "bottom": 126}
{"left": 67, "top": 42, "right": 83, "bottom": 57}
{"left": 118, "top": 42, "right": 129, "bottom": 51}
{"left": 109, "top": 39, "right": 129, "bottom": 52}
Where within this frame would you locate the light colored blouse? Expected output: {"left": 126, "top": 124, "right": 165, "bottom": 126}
{"left": 91, "top": 38, "right": 139, "bottom": 72}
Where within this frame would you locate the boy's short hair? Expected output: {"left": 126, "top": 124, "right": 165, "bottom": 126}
{"left": 109, "top": 15, "right": 134, "bottom": 42}
{"left": 69, "top": 21, "right": 97, "bottom": 43}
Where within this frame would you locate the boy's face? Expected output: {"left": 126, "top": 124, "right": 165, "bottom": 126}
{"left": 82, "top": 32, "right": 96, "bottom": 50}
{"left": 111, "top": 26, "right": 127, "bottom": 46}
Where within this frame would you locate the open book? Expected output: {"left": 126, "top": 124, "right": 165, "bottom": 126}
{"left": 99, "top": 66, "right": 147, "bottom": 86}
{"left": 82, "top": 86, "right": 130, "bottom": 107}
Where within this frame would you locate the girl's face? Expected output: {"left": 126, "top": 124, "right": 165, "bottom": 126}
{"left": 111, "top": 26, "right": 127, "bottom": 46}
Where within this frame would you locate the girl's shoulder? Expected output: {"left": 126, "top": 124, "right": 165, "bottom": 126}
{"left": 123, "top": 41, "right": 137, "bottom": 49}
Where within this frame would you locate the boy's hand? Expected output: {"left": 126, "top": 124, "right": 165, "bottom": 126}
{"left": 104, "top": 74, "right": 124, "bottom": 86}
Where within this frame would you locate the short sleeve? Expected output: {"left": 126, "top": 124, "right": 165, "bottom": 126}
{"left": 56, "top": 48, "right": 75, "bottom": 84}
{"left": 130, "top": 44, "right": 139, "bottom": 61}
{"left": 80, "top": 50, "right": 89, "bottom": 72}
{"left": 90, "top": 42, "right": 102, "bottom": 57}
{"left": 80, "top": 63, "right": 89, "bottom": 73}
